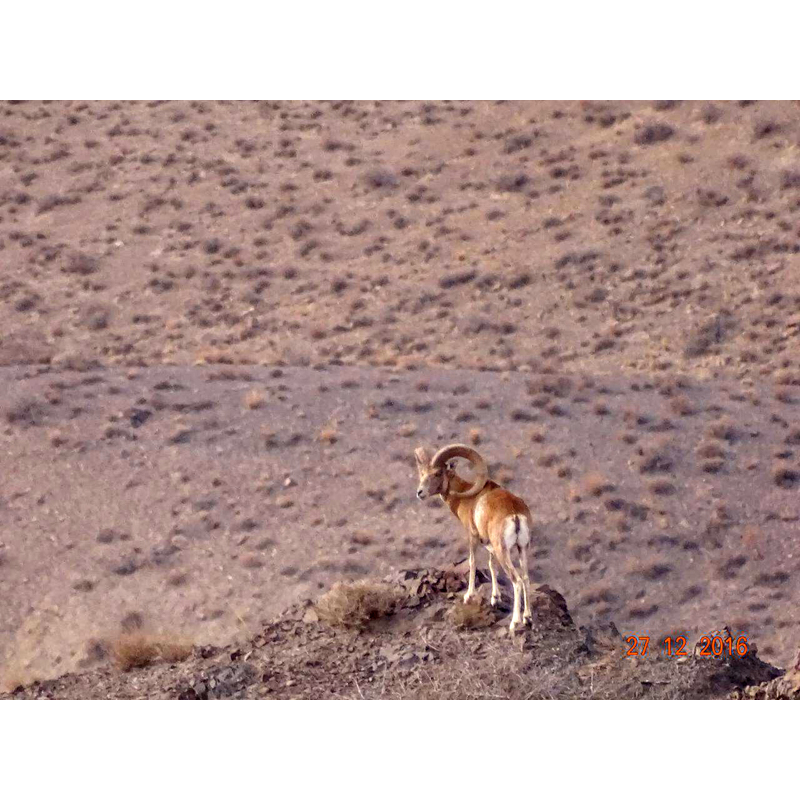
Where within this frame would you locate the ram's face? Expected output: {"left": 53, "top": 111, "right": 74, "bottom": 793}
{"left": 414, "top": 447, "right": 453, "bottom": 499}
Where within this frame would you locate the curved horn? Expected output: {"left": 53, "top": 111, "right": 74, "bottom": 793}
{"left": 431, "top": 443, "right": 488, "bottom": 498}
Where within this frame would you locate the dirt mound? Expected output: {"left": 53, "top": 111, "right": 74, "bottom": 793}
{"left": 2, "top": 564, "right": 784, "bottom": 699}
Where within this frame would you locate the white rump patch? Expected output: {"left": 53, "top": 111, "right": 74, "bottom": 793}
{"left": 503, "top": 516, "right": 530, "bottom": 549}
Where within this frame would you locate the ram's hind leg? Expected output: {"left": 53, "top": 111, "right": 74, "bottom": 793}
{"left": 519, "top": 545, "right": 532, "bottom": 626}
{"left": 487, "top": 550, "right": 500, "bottom": 607}
{"left": 498, "top": 550, "right": 523, "bottom": 633}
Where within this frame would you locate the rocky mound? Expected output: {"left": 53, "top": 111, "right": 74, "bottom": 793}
{"left": 1, "top": 564, "right": 784, "bottom": 700}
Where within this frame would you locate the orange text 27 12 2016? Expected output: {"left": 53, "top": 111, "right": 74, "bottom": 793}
{"left": 624, "top": 634, "right": 750, "bottom": 658}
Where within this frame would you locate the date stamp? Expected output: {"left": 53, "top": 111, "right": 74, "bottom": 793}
{"left": 624, "top": 634, "right": 750, "bottom": 658}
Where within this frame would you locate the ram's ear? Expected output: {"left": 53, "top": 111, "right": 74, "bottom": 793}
{"left": 414, "top": 447, "right": 430, "bottom": 473}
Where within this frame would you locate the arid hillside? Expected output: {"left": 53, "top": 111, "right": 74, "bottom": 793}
{"left": 3, "top": 567, "right": 795, "bottom": 700}
{"left": 1, "top": 101, "right": 799, "bottom": 693}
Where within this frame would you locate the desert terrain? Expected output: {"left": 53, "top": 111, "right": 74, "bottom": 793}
{"left": 1, "top": 100, "right": 800, "bottom": 698}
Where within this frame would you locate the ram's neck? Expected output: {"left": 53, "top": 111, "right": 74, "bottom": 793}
{"left": 441, "top": 475, "right": 482, "bottom": 514}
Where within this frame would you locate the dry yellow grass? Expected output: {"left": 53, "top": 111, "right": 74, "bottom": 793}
{"left": 315, "top": 580, "right": 404, "bottom": 629}
{"left": 318, "top": 420, "right": 339, "bottom": 444}
{"left": 1, "top": 668, "right": 42, "bottom": 694}
{"left": 244, "top": 389, "right": 266, "bottom": 409}
{"left": 398, "top": 422, "right": 417, "bottom": 438}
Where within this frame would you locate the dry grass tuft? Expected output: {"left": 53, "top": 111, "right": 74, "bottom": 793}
{"left": 315, "top": 580, "right": 404, "bottom": 629}
{"left": 111, "top": 632, "right": 192, "bottom": 671}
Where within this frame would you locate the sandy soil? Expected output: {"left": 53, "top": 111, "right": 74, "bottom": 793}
{"left": 1, "top": 100, "right": 800, "bottom": 691}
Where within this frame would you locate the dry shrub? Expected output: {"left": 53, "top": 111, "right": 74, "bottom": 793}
{"left": 244, "top": 389, "right": 266, "bottom": 409}
{"left": 530, "top": 426, "right": 546, "bottom": 443}
{"left": 683, "top": 312, "right": 735, "bottom": 358}
{"left": 398, "top": 422, "right": 417, "bottom": 438}
{"left": 469, "top": 427, "right": 482, "bottom": 445}
{"left": 318, "top": 420, "right": 338, "bottom": 444}
{"left": 584, "top": 473, "right": 615, "bottom": 497}
{"left": 449, "top": 599, "right": 495, "bottom": 630}
{"left": 315, "top": 580, "right": 404, "bottom": 629}
{"left": 112, "top": 633, "right": 192, "bottom": 671}
{"left": 741, "top": 525, "right": 765, "bottom": 560}
{"left": 5, "top": 396, "right": 46, "bottom": 427}
{"left": 707, "top": 418, "right": 738, "bottom": 442}
{"left": 637, "top": 436, "right": 675, "bottom": 474}
{"left": 697, "top": 441, "right": 725, "bottom": 459}
{"left": 648, "top": 478, "right": 675, "bottom": 496}
{"left": 537, "top": 450, "right": 560, "bottom": 468}
{"left": 634, "top": 123, "right": 674, "bottom": 145}
{"left": 669, "top": 396, "right": 695, "bottom": 416}
{"left": 772, "top": 465, "right": 799, "bottom": 489}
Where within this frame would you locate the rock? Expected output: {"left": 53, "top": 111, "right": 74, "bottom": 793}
{"left": 303, "top": 608, "right": 319, "bottom": 623}
{"left": 731, "top": 669, "right": 800, "bottom": 699}
{"left": 529, "top": 584, "right": 574, "bottom": 628}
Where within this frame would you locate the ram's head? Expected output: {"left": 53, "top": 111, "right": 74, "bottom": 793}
{"left": 414, "top": 443, "right": 488, "bottom": 500}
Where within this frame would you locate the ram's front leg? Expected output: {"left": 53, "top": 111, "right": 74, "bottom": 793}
{"left": 463, "top": 535, "right": 477, "bottom": 603}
